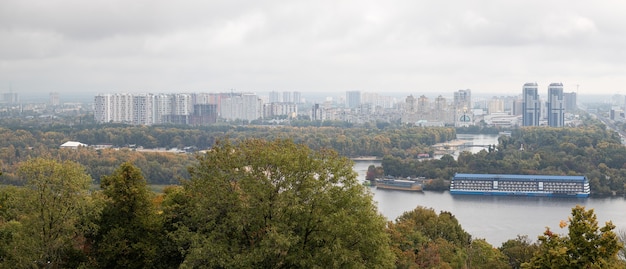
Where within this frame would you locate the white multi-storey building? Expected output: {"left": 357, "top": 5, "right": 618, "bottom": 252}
{"left": 220, "top": 93, "right": 262, "bottom": 122}
{"left": 292, "top": 91, "right": 302, "bottom": 104}
{"left": 95, "top": 92, "right": 198, "bottom": 125}
{"left": 242, "top": 93, "right": 261, "bottom": 122}
{"left": 94, "top": 93, "right": 134, "bottom": 123}
{"left": 94, "top": 94, "right": 111, "bottom": 123}
{"left": 263, "top": 102, "right": 298, "bottom": 119}
{"left": 346, "top": 91, "right": 361, "bottom": 109}
{"left": 132, "top": 94, "right": 153, "bottom": 125}
{"left": 488, "top": 98, "right": 505, "bottom": 114}
{"left": 171, "top": 93, "right": 192, "bottom": 116}
{"left": 152, "top": 94, "right": 171, "bottom": 124}
{"left": 269, "top": 91, "right": 281, "bottom": 103}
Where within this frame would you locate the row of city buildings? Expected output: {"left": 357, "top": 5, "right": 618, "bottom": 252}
{"left": 92, "top": 84, "right": 577, "bottom": 127}
{"left": 94, "top": 92, "right": 302, "bottom": 125}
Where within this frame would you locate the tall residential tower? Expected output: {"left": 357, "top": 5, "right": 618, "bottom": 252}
{"left": 547, "top": 83, "right": 564, "bottom": 127}
{"left": 346, "top": 91, "right": 361, "bottom": 109}
{"left": 522, "top": 83, "right": 540, "bottom": 126}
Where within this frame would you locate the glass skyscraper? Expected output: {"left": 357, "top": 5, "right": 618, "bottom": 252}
{"left": 522, "top": 83, "right": 540, "bottom": 126}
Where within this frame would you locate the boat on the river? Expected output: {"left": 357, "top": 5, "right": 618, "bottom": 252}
{"left": 450, "top": 173, "right": 590, "bottom": 198}
{"left": 375, "top": 177, "right": 423, "bottom": 191}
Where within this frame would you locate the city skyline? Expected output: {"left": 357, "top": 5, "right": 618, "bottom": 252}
{"left": 3, "top": 1, "right": 626, "bottom": 96}
{"left": 0, "top": 85, "right": 593, "bottom": 105}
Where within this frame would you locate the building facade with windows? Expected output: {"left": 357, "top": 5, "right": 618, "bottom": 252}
{"left": 547, "top": 83, "right": 564, "bottom": 127}
{"left": 346, "top": 91, "right": 361, "bottom": 109}
{"left": 522, "top": 83, "right": 540, "bottom": 126}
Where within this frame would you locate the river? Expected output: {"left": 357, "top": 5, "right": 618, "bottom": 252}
{"left": 354, "top": 134, "right": 626, "bottom": 246}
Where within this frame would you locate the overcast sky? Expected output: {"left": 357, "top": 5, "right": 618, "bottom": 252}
{"left": 2, "top": 0, "right": 626, "bottom": 97}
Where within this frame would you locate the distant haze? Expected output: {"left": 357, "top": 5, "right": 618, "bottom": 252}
{"left": 2, "top": 1, "right": 626, "bottom": 96}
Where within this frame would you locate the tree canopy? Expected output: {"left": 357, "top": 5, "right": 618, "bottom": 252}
{"left": 0, "top": 158, "right": 92, "bottom": 268}
{"left": 89, "top": 162, "right": 163, "bottom": 268}
{"left": 523, "top": 205, "right": 624, "bottom": 268}
{"left": 387, "top": 206, "right": 509, "bottom": 269}
{"left": 164, "top": 139, "right": 395, "bottom": 268}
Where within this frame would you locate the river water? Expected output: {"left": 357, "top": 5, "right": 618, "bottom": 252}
{"left": 354, "top": 134, "right": 626, "bottom": 246}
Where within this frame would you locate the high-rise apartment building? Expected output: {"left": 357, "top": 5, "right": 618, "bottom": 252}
{"left": 190, "top": 104, "right": 218, "bottom": 125}
{"left": 94, "top": 93, "right": 134, "bottom": 123}
{"left": 522, "top": 83, "right": 540, "bottom": 126}
{"left": 488, "top": 97, "right": 505, "bottom": 114}
{"left": 564, "top": 92, "right": 577, "bottom": 112}
{"left": 346, "top": 91, "right": 361, "bottom": 109}
{"left": 454, "top": 89, "right": 472, "bottom": 127}
{"left": 311, "top": 104, "right": 323, "bottom": 121}
{"left": 292, "top": 91, "right": 301, "bottom": 104}
{"left": 433, "top": 95, "right": 449, "bottom": 122}
{"left": 220, "top": 93, "right": 262, "bottom": 122}
{"left": 132, "top": 94, "right": 153, "bottom": 125}
{"left": 49, "top": 92, "right": 60, "bottom": 106}
{"left": 547, "top": 83, "right": 564, "bottom": 127}
{"left": 417, "top": 95, "right": 430, "bottom": 113}
{"left": 401, "top": 95, "right": 418, "bottom": 124}
{"left": 453, "top": 89, "right": 471, "bottom": 110}
{"left": 263, "top": 102, "right": 297, "bottom": 119}
{"left": 242, "top": 94, "right": 261, "bottom": 121}
{"left": 152, "top": 94, "right": 171, "bottom": 124}
{"left": 282, "top": 92, "right": 292, "bottom": 103}
{"left": 171, "top": 94, "right": 192, "bottom": 116}
{"left": 269, "top": 91, "right": 281, "bottom": 103}
{"left": 94, "top": 94, "right": 111, "bottom": 123}
{"left": 1, "top": 93, "right": 19, "bottom": 104}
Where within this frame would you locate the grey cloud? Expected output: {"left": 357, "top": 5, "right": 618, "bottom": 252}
{"left": 2, "top": 0, "right": 626, "bottom": 95}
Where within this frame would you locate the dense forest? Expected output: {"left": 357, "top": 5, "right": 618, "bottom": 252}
{"left": 1, "top": 140, "right": 623, "bottom": 268}
{"left": 3, "top": 113, "right": 626, "bottom": 196}
{"left": 0, "top": 117, "right": 454, "bottom": 184}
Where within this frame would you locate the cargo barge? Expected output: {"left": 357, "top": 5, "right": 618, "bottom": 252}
{"left": 375, "top": 178, "right": 423, "bottom": 191}
{"left": 450, "top": 173, "right": 590, "bottom": 198}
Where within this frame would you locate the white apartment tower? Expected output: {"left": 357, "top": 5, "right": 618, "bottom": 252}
{"left": 152, "top": 94, "right": 172, "bottom": 124}
{"left": 292, "top": 91, "right": 301, "bottom": 104}
{"left": 94, "top": 93, "right": 134, "bottom": 123}
{"left": 269, "top": 91, "right": 281, "bottom": 103}
{"left": 132, "top": 94, "right": 153, "bottom": 125}
{"left": 172, "top": 93, "right": 192, "bottom": 116}
{"left": 220, "top": 93, "right": 262, "bottom": 122}
{"left": 346, "top": 91, "right": 361, "bottom": 109}
{"left": 282, "top": 92, "right": 292, "bottom": 103}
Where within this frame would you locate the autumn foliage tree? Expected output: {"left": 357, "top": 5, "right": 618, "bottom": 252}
{"left": 523, "top": 205, "right": 624, "bottom": 268}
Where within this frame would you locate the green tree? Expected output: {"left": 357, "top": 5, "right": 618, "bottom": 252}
{"left": 499, "top": 235, "right": 538, "bottom": 269}
{"left": 3, "top": 158, "right": 92, "bottom": 268}
{"left": 387, "top": 206, "right": 471, "bottom": 268}
{"left": 167, "top": 139, "right": 394, "bottom": 268}
{"left": 0, "top": 185, "right": 27, "bottom": 267}
{"left": 89, "top": 162, "right": 161, "bottom": 268}
{"left": 523, "top": 205, "right": 624, "bottom": 268}
{"left": 467, "top": 239, "right": 509, "bottom": 269}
